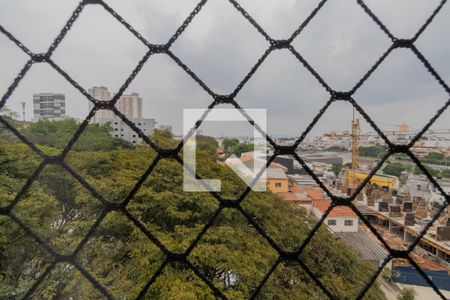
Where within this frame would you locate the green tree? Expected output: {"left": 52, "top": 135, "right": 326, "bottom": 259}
{"left": 151, "top": 128, "right": 178, "bottom": 149}
{"left": 196, "top": 135, "right": 219, "bottom": 158}
{"left": 222, "top": 138, "right": 239, "bottom": 151}
{"left": 0, "top": 106, "right": 19, "bottom": 119}
{"left": 324, "top": 145, "right": 347, "bottom": 152}
{"left": 398, "top": 287, "right": 417, "bottom": 300}
{"left": 413, "top": 164, "right": 439, "bottom": 177}
{"left": 332, "top": 163, "right": 343, "bottom": 176}
{"left": 22, "top": 119, "right": 132, "bottom": 151}
{"left": 0, "top": 137, "right": 386, "bottom": 299}
{"left": 222, "top": 138, "right": 253, "bottom": 157}
{"left": 359, "top": 145, "right": 387, "bottom": 158}
{"left": 426, "top": 151, "right": 445, "bottom": 161}
{"left": 383, "top": 162, "right": 409, "bottom": 177}
{"left": 441, "top": 169, "right": 450, "bottom": 178}
{"left": 0, "top": 106, "right": 22, "bottom": 142}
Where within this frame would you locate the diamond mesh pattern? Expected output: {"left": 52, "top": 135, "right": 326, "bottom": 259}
{"left": 1, "top": 0, "right": 450, "bottom": 299}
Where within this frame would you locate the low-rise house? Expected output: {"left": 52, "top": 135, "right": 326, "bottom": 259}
{"left": 266, "top": 167, "right": 289, "bottom": 193}
{"left": 278, "top": 189, "right": 313, "bottom": 212}
{"left": 313, "top": 199, "right": 358, "bottom": 233}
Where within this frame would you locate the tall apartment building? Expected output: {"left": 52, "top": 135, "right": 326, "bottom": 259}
{"left": 88, "top": 86, "right": 153, "bottom": 144}
{"left": 88, "top": 86, "right": 142, "bottom": 123}
{"left": 115, "top": 92, "right": 142, "bottom": 119}
{"left": 32, "top": 93, "right": 66, "bottom": 122}
{"left": 88, "top": 86, "right": 114, "bottom": 122}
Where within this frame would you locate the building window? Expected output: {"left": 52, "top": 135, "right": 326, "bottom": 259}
{"left": 327, "top": 219, "right": 336, "bottom": 226}
{"left": 275, "top": 182, "right": 282, "bottom": 187}
{"left": 114, "top": 134, "right": 118, "bottom": 137}
{"left": 132, "top": 135, "right": 136, "bottom": 138}
{"left": 344, "top": 220, "right": 353, "bottom": 226}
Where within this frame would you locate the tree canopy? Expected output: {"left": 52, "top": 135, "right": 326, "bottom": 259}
{"left": 397, "top": 287, "right": 417, "bottom": 300}
{"left": 425, "top": 151, "right": 445, "bottom": 161}
{"left": 0, "top": 132, "right": 386, "bottom": 299}
{"left": 383, "top": 162, "right": 411, "bottom": 177}
{"left": 359, "top": 145, "right": 387, "bottom": 158}
{"left": 222, "top": 138, "right": 253, "bottom": 158}
{"left": 196, "top": 134, "right": 219, "bottom": 158}
{"left": 324, "top": 145, "right": 347, "bottom": 152}
{"left": 331, "top": 163, "right": 343, "bottom": 176}
{"left": 21, "top": 119, "right": 133, "bottom": 151}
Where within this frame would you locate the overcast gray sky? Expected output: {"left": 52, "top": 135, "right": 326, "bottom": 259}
{"left": 1, "top": 0, "right": 449, "bottom": 138}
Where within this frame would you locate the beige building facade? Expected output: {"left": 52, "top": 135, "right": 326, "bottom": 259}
{"left": 88, "top": 86, "right": 143, "bottom": 123}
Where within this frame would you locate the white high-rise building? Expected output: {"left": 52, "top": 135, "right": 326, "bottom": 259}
{"left": 98, "top": 117, "right": 156, "bottom": 145}
{"left": 32, "top": 93, "right": 66, "bottom": 122}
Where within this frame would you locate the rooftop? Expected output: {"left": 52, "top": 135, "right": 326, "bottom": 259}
{"left": 279, "top": 192, "right": 312, "bottom": 203}
{"left": 314, "top": 199, "right": 357, "bottom": 217}
{"left": 334, "top": 229, "right": 388, "bottom": 262}
{"left": 266, "top": 167, "right": 288, "bottom": 180}
{"left": 307, "top": 188, "right": 328, "bottom": 200}
{"left": 238, "top": 156, "right": 288, "bottom": 171}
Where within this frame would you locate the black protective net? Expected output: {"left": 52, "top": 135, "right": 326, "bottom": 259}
{"left": 0, "top": 0, "right": 449, "bottom": 299}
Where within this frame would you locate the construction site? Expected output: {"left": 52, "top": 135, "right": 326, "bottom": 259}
{"left": 332, "top": 109, "right": 450, "bottom": 291}
{"left": 241, "top": 107, "right": 450, "bottom": 294}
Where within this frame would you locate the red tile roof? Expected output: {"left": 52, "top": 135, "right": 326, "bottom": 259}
{"left": 290, "top": 186, "right": 304, "bottom": 193}
{"left": 279, "top": 193, "right": 299, "bottom": 201}
{"left": 279, "top": 192, "right": 313, "bottom": 204}
{"left": 313, "top": 199, "right": 356, "bottom": 217}
{"left": 291, "top": 186, "right": 327, "bottom": 200}
{"left": 306, "top": 188, "right": 327, "bottom": 200}
{"left": 238, "top": 156, "right": 287, "bottom": 170}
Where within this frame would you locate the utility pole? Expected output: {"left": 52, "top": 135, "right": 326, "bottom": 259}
{"left": 351, "top": 107, "right": 360, "bottom": 170}
{"left": 21, "top": 102, "right": 26, "bottom": 121}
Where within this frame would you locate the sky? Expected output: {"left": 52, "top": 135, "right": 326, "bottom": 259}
{"left": 1, "top": 0, "right": 450, "bottom": 138}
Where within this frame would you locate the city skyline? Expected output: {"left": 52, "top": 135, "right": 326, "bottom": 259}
{"left": 5, "top": 94, "right": 450, "bottom": 142}
{"left": 1, "top": 0, "right": 450, "bottom": 137}
{"left": 3, "top": 85, "right": 150, "bottom": 122}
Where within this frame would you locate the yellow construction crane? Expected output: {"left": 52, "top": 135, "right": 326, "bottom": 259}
{"left": 350, "top": 108, "right": 360, "bottom": 190}
{"left": 346, "top": 108, "right": 397, "bottom": 191}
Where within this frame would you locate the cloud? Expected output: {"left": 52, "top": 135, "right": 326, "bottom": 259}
{"left": 0, "top": 0, "right": 449, "bottom": 137}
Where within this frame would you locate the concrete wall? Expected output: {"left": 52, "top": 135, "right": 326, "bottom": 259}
{"left": 325, "top": 216, "right": 359, "bottom": 232}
